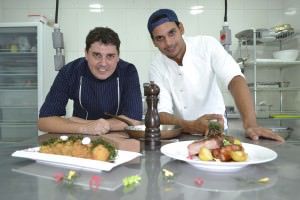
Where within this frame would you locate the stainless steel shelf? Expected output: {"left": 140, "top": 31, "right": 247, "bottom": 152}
{"left": 0, "top": 105, "right": 36, "bottom": 109}
{"left": 227, "top": 111, "right": 300, "bottom": 119}
{"left": 0, "top": 73, "right": 36, "bottom": 76}
{"left": 235, "top": 28, "right": 297, "bottom": 44}
{"left": 0, "top": 88, "right": 37, "bottom": 91}
{"left": 227, "top": 113, "right": 241, "bottom": 119}
{"left": 0, "top": 122, "right": 36, "bottom": 126}
{"left": 236, "top": 28, "right": 300, "bottom": 114}
{"left": 243, "top": 59, "right": 300, "bottom": 68}
{"left": 0, "top": 121, "right": 36, "bottom": 124}
{"left": 0, "top": 51, "right": 37, "bottom": 55}
{"left": 249, "top": 87, "right": 300, "bottom": 91}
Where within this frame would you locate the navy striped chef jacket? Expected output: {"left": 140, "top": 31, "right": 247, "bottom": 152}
{"left": 39, "top": 57, "right": 143, "bottom": 121}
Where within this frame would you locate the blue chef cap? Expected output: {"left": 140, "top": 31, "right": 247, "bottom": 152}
{"left": 147, "top": 9, "right": 179, "bottom": 33}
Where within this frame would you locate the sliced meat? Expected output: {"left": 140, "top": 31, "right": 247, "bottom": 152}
{"left": 211, "top": 148, "right": 221, "bottom": 159}
{"left": 218, "top": 144, "right": 244, "bottom": 161}
{"left": 188, "top": 135, "right": 223, "bottom": 156}
{"left": 223, "top": 144, "right": 243, "bottom": 152}
{"left": 219, "top": 147, "right": 232, "bottom": 162}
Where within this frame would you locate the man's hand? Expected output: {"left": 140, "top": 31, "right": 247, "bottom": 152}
{"left": 81, "top": 118, "right": 111, "bottom": 135}
{"left": 183, "top": 114, "right": 224, "bottom": 135}
{"left": 245, "top": 126, "right": 285, "bottom": 142}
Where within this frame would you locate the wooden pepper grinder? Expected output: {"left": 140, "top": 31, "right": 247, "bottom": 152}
{"left": 144, "top": 81, "right": 161, "bottom": 149}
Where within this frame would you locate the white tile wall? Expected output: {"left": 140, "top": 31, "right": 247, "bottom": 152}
{"left": 0, "top": 0, "right": 299, "bottom": 112}
{"left": 282, "top": 0, "right": 300, "bottom": 112}
{"left": 0, "top": 1, "right": 2, "bottom": 20}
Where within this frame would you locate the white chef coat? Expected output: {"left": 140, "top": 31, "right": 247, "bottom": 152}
{"left": 149, "top": 35, "right": 244, "bottom": 129}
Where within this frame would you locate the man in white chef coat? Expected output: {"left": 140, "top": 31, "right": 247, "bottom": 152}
{"left": 147, "top": 8, "right": 284, "bottom": 142}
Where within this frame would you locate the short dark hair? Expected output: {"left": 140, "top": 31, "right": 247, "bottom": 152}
{"left": 85, "top": 27, "right": 121, "bottom": 54}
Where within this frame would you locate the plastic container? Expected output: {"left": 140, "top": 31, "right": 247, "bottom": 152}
{"left": 272, "top": 49, "right": 299, "bottom": 61}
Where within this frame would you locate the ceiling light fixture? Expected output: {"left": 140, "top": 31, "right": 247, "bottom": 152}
{"left": 189, "top": 5, "right": 204, "bottom": 15}
{"left": 284, "top": 8, "right": 297, "bottom": 15}
{"left": 89, "top": 4, "right": 103, "bottom": 9}
{"left": 89, "top": 8, "right": 104, "bottom": 13}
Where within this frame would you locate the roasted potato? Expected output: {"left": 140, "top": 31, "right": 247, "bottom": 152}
{"left": 233, "top": 139, "right": 241, "bottom": 145}
{"left": 230, "top": 150, "right": 248, "bottom": 162}
{"left": 198, "top": 147, "right": 214, "bottom": 161}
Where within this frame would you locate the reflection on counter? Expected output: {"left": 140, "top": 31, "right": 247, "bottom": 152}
{"left": 12, "top": 160, "right": 142, "bottom": 191}
{"left": 159, "top": 160, "right": 278, "bottom": 192}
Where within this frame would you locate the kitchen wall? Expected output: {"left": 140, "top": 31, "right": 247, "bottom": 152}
{"left": 282, "top": 0, "right": 300, "bottom": 112}
{"left": 0, "top": 2, "right": 2, "bottom": 20}
{"left": 0, "top": 0, "right": 299, "bottom": 114}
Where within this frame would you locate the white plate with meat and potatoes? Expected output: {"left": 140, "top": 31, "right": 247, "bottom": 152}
{"left": 161, "top": 140, "right": 277, "bottom": 172}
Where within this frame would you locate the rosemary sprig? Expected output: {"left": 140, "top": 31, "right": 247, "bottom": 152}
{"left": 207, "top": 121, "right": 223, "bottom": 136}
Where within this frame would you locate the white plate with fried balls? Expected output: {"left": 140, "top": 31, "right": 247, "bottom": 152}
{"left": 12, "top": 147, "right": 141, "bottom": 172}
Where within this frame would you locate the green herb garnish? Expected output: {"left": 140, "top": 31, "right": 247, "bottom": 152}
{"left": 122, "top": 175, "right": 141, "bottom": 187}
{"left": 41, "top": 137, "right": 58, "bottom": 146}
{"left": 41, "top": 135, "right": 84, "bottom": 146}
{"left": 207, "top": 121, "right": 223, "bottom": 136}
{"left": 223, "top": 138, "right": 231, "bottom": 146}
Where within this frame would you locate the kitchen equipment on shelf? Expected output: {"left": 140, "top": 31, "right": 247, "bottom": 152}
{"left": 270, "top": 24, "right": 295, "bottom": 39}
{"left": 235, "top": 24, "right": 299, "bottom": 115}
{"left": 257, "top": 101, "right": 272, "bottom": 111}
{"left": 235, "top": 28, "right": 276, "bottom": 44}
{"left": 236, "top": 39, "right": 249, "bottom": 66}
{"left": 272, "top": 49, "right": 299, "bottom": 61}
{"left": 225, "top": 106, "right": 235, "bottom": 113}
{"left": 235, "top": 24, "right": 294, "bottom": 44}
{"left": 271, "top": 24, "right": 292, "bottom": 32}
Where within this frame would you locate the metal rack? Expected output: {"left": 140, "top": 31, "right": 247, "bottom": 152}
{"left": 236, "top": 27, "right": 298, "bottom": 118}
{"left": 235, "top": 26, "right": 295, "bottom": 47}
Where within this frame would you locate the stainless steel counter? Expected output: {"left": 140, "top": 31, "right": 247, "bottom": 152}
{"left": 1, "top": 120, "right": 300, "bottom": 200}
